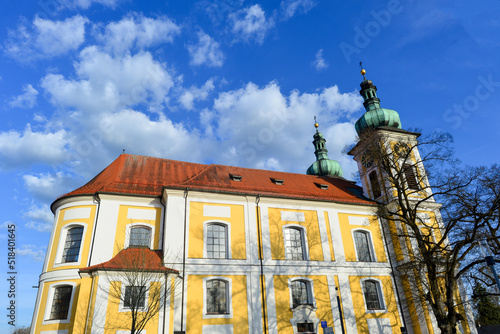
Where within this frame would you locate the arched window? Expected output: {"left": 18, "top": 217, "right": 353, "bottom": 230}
{"left": 206, "top": 279, "right": 228, "bottom": 314}
{"left": 129, "top": 227, "right": 152, "bottom": 248}
{"left": 363, "top": 280, "right": 384, "bottom": 310}
{"left": 290, "top": 280, "right": 312, "bottom": 308}
{"left": 62, "top": 226, "right": 84, "bottom": 263}
{"left": 206, "top": 224, "right": 228, "bottom": 259}
{"left": 354, "top": 230, "right": 374, "bottom": 262}
{"left": 284, "top": 227, "right": 305, "bottom": 260}
{"left": 49, "top": 285, "right": 73, "bottom": 320}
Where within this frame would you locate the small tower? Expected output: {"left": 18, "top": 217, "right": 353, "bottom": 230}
{"left": 306, "top": 118, "right": 343, "bottom": 177}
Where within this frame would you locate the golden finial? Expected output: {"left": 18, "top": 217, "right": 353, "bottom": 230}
{"left": 359, "top": 61, "right": 366, "bottom": 80}
{"left": 314, "top": 115, "right": 319, "bottom": 129}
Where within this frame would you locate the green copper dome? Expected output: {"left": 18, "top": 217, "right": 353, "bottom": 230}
{"left": 354, "top": 77, "right": 402, "bottom": 136}
{"left": 306, "top": 125, "right": 343, "bottom": 178}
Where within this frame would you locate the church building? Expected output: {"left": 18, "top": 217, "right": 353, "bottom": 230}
{"left": 30, "top": 71, "right": 476, "bottom": 334}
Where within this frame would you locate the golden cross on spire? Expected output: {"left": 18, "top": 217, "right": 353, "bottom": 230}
{"left": 314, "top": 116, "right": 319, "bottom": 132}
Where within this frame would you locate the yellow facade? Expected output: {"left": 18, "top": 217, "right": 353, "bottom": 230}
{"left": 46, "top": 205, "right": 97, "bottom": 271}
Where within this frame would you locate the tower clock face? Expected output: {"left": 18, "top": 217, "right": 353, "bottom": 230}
{"left": 394, "top": 142, "right": 410, "bottom": 157}
{"left": 361, "top": 153, "right": 373, "bottom": 168}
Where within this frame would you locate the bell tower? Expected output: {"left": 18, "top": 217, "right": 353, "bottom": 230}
{"left": 348, "top": 67, "right": 430, "bottom": 203}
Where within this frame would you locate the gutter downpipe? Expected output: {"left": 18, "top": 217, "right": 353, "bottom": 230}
{"left": 381, "top": 217, "right": 408, "bottom": 334}
{"left": 255, "top": 195, "right": 268, "bottom": 334}
{"left": 83, "top": 272, "right": 96, "bottom": 334}
{"left": 161, "top": 195, "right": 167, "bottom": 334}
{"left": 88, "top": 193, "right": 101, "bottom": 267}
{"left": 180, "top": 188, "right": 188, "bottom": 333}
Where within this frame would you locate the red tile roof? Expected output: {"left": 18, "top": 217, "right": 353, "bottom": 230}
{"left": 55, "top": 154, "right": 374, "bottom": 209}
{"left": 79, "top": 248, "right": 179, "bottom": 274}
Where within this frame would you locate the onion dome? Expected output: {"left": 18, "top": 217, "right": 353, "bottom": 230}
{"left": 354, "top": 68, "right": 402, "bottom": 136}
{"left": 306, "top": 120, "right": 343, "bottom": 177}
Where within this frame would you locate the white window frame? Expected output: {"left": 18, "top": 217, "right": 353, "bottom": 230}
{"left": 203, "top": 221, "right": 231, "bottom": 259}
{"left": 288, "top": 277, "right": 316, "bottom": 309}
{"left": 42, "top": 282, "right": 77, "bottom": 325}
{"left": 125, "top": 223, "right": 155, "bottom": 249}
{"left": 360, "top": 277, "right": 387, "bottom": 313}
{"left": 118, "top": 282, "right": 150, "bottom": 313}
{"left": 282, "top": 224, "right": 309, "bottom": 261}
{"left": 352, "top": 228, "right": 377, "bottom": 262}
{"left": 54, "top": 223, "right": 87, "bottom": 267}
{"left": 202, "top": 277, "right": 233, "bottom": 319}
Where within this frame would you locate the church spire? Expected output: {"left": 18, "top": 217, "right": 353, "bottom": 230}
{"left": 354, "top": 66, "right": 402, "bottom": 136}
{"left": 306, "top": 118, "right": 343, "bottom": 178}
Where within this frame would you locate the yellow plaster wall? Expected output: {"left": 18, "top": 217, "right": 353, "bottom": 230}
{"left": 47, "top": 205, "right": 97, "bottom": 271}
{"left": 188, "top": 202, "right": 246, "bottom": 259}
{"left": 113, "top": 205, "right": 162, "bottom": 256}
{"left": 33, "top": 278, "right": 92, "bottom": 334}
{"left": 324, "top": 211, "right": 335, "bottom": 261}
{"left": 349, "top": 275, "right": 402, "bottom": 334}
{"left": 273, "top": 275, "right": 333, "bottom": 333}
{"left": 268, "top": 208, "right": 323, "bottom": 261}
{"left": 186, "top": 275, "right": 249, "bottom": 333}
{"left": 103, "top": 280, "right": 161, "bottom": 334}
{"left": 338, "top": 213, "right": 386, "bottom": 262}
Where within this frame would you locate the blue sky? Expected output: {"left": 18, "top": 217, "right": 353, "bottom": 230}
{"left": 0, "top": 0, "right": 499, "bottom": 329}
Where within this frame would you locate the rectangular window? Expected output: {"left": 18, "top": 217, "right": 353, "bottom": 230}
{"left": 363, "top": 280, "right": 383, "bottom": 310}
{"left": 297, "top": 323, "right": 315, "bottom": 332}
{"left": 62, "top": 226, "right": 84, "bottom": 263}
{"left": 354, "top": 231, "right": 373, "bottom": 262}
{"left": 206, "top": 279, "right": 228, "bottom": 314}
{"left": 285, "top": 227, "right": 305, "bottom": 260}
{"left": 207, "top": 224, "right": 227, "bottom": 259}
{"left": 49, "top": 286, "right": 73, "bottom": 320}
{"left": 124, "top": 286, "right": 146, "bottom": 309}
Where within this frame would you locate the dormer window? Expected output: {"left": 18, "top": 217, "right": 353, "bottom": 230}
{"left": 229, "top": 174, "right": 242, "bottom": 181}
{"left": 271, "top": 178, "right": 284, "bottom": 185}
{"left": 315, "top": 183, "right": 329, "bottom": 190}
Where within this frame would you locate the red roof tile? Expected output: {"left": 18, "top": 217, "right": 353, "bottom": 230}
{"left": 55, "top": 154, "right": 374, "bottom": 209}
{"left": 79, "top": 248, "right": 178, "bottom": 274}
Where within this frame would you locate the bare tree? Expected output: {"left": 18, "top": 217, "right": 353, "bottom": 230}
{"left": 352, "top": 129, "right": 500, "bottom": 334}
{"left": 82, "top": 248, "right": 179, "bottom": 334}
{"left": 11, "top": 326, "right": 30, "bottom": 334}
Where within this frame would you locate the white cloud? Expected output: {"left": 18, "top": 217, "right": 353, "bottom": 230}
{"left": 60, "top": 0, "right": 121, "bottom": 9}
{"left": 23, "top": 172, "right": 75, "bottom": 201}
{"left": 10, "top": 84, "right": 38, "bottom": 108}
{"left": 211, "top": 81, "right": 363, "bottom": 173}
{"left": 24, "top": 203, "right": 53, "bottom": 233}
{"left": 98, "top": 15, "right": 180, "bottom": 55}
{"left": 312, "top": 49, "right": 328, "bottom": 71}
{"left": 179, "top": 79, "right": 215, "bottom": 110}
{"left": 0, "top": 125, "right": 68, "bottom": 169}
{"left": 230, "top": 4, "right": 274, "bottom": 44}
{"left": 281, "top": 0, "right": 317, "bottom": 19}
{"left": 4, "top": 15, "right": 88, "bottom": 61}
{"left": 17, "top": 244, "right": 46, "bottom": 262}
{"left": 42, "top": 46, "right": 175, "bottom": 112}
{"left": 97, "top": 109, "right": 206, "bottom": 162}
{"left": 187, "top": 31, "right": 224, "bottom": 67}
